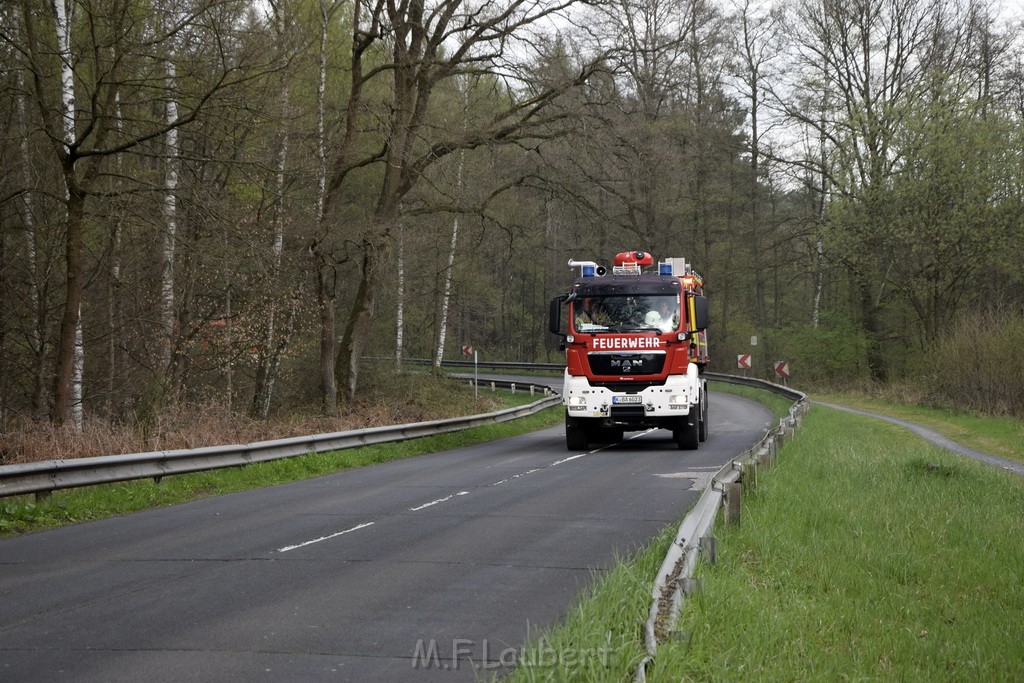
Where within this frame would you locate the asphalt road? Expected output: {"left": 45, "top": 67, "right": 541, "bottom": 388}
{"left": 0, "top": 391, "right": 772, "bottom": 681}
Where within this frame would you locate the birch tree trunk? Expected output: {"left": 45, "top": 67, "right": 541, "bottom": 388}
{"left": 434, "top": 77, "right": 468, "bottom": 369}
{"left": 225, "top": 285, "right": 233, "bottom": 408}
{"left": 395, "top": 221, "right": 405, "bottom": 365}
{"left": 50, "top": 0, "right": 85, "bottom": 430}
{"left": 108, "top": 91, "right": 123, "bottom": 415}
{"left": 433, "top": 148, "right": 464, "bottom": 368}
{"left": 160, "top": 26, "right": 179, "bottom": 390}
{"left": 314, "top": 0, "right": 336, "bottom": 412}
{"left": 252, "top": 110, "right": 288, "bottom": 417}
{"left": 812, "top": 105, "right": 829, "bottom": 328}
{"left": 252, "top": 2, "right": 292, "bottom": 418}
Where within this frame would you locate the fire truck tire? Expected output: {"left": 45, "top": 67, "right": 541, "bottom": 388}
{"left": 675, "top": 412, "right": 699, "bottom": 450}
{"left": 698, "top": 391, "right": 708, "bottom": 442}
{"left": 565, "top": 414, "right": 589, "bottom": 451}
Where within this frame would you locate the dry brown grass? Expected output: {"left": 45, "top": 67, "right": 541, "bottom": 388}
{"left": 0, "top": 385, "right": 508, "bottom": 466}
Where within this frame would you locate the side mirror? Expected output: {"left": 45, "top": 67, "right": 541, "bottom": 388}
{"left": 692, "top": 294, "right": 710, "bottom": 332}
{"left": 549, "top": 296, "right": 564, "bottom": 336}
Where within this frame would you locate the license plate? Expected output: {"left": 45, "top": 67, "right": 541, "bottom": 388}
{"left": 612, "top": 395, "right": 642, "bottom": 404}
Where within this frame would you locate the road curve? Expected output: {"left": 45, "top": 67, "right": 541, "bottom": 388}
{"left": 0, "top": 391, "right": 772, "bottom": 681}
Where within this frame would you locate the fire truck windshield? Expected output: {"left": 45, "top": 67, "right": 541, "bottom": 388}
{"left": 572, "top": 295, "right": 680, "bottom": 333}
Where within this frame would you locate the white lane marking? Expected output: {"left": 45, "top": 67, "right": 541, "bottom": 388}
{"left": 548, "top": 429, "right": 655, "bottom": 467}
{"left": 277, "top": 429, "right": 662, "bottom": 553}
{"left": 492, "top": 469, "right": 541, "bottom": 486}
{"left": 277, "top": 521, "right": 375, "bottom": 553}
{"left": 550, "top": 453, "right": 589, "bottom": 466}
{"left": 409, "top": 491, "right": 469, "bottom": 512}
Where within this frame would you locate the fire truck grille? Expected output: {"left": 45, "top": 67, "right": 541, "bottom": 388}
{"left": 589, "top": 380, "right": 666, "bottom": 392}
{"left": 587, "top": 353, "right": 665, "bottom": 376}
{"left": 610, "top": 406, "right": 646, "bottom": 419}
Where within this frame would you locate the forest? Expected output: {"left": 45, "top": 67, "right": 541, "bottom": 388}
{"left": 1, "top": 0, "right": 1022, "bottom": 444}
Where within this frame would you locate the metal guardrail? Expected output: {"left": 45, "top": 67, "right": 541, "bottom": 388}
{"left": 635, "top": 374, "right": 809, "bottom": 682}
{"left": 703, "top": 371, "right": 805, "bottom": 401}
{"left": 0, "top": 381, "right": 560, "bottom": 499}
{"left": 396, "top": 358, "right": 565, "bottom": 372}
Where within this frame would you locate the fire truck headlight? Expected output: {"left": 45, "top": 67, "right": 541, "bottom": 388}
{"left": 568, "top": 396, "right": 586, "bottom": 407}
{"left": 669, "top": 394, "right": 689, "bottom": 407}
{"left": 566, "top": 334, "right": 575, "bottom": 343}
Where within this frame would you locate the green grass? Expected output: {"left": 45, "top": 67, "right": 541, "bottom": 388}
{"left": 709, "top": 380, "right": 793, "bottom": 420}
{"left": 658, "top": 406, "right": 1024, "bottom": 681}
{"left": 815, "top": 391, "right": 1024, "bottom": 463}
{"left": 0, "top": 395, "right": 562, "bottom": 536}
{"left": 505, "top": 394, "right": 1024, "bottom": 682}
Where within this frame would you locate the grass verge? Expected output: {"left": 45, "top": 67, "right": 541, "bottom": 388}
{"left": 658, "top": 406, "right": 1024, "bottom": 680}
{"left": 815, "top": 391, "right": 1024, "bottom": 463}
{"left": 0, "top": 395, "right": 561, "bottom": 536}
{"left": 708, "top": 380, "right": 793, "bottom": 420}
{"left": 506, "top": 395, "right": 1024, "bottom": 681}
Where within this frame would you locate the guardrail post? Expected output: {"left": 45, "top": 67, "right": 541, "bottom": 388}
{"left": 530, "top": 385, "right": 535, "bottom": 396}
{"left": 511, "top": 383, "right": 516, "bottom": 394}
{"left": 699, "top": 534, "right": 718, "bottom": 564}
{"left": 490, "top": 381, "right": 496, "bottom": 392}
{"left": 757, "top": 447, "right": 773, "bottom": 471}
{"left": 724, "top": 482, "right": 742, "bottom": 525}
{"left": 744, "top": 460, "right": 758, "bottom": 493}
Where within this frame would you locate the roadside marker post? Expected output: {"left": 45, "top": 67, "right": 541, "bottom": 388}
{"left": 737, "top": 354, "right": 752, "bottom": 376}
{"left": 463, "top": 344, "right": 477, "bottom": 399}
{"left": 774, "top": 360, "right": 790, "bottom": 386}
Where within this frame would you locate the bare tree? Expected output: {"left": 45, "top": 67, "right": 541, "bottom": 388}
{"left": 729, "top": 0, "right": 785, "bottom": 329}
{"left": 310, "top": 0, "right": 609, "bottom": 407}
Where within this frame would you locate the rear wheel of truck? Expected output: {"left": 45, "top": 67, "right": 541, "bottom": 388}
{"left": 675, "top": 409, "right": 700, "bottom": 451}
{"left": 565, "top": 413, "right": 589, "bottom": 451}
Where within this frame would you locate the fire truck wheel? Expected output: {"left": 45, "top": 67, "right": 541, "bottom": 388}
{"left": 565, "top": 414, "right": 589, "bottom": 451}
{"left": 675, "top": 413, "right": 699, "bottom": 450}
{"left": 698, "top": 392, "right": 708, "bottom": 442}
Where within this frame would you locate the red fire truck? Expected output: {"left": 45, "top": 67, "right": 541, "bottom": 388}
{"left": 549, "top": 251, "right": 710, "bottom": 451}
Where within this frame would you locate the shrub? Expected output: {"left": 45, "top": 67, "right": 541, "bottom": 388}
{"left": 919, "top": 312, "right": 1024, "bottom": 418}
{"left": 765, "top": 314, "right": 871, "bottom": 386}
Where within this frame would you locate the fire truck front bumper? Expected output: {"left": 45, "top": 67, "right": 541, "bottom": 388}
{"left": 561, "top": 367, "right": 701, "bottom": 420}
